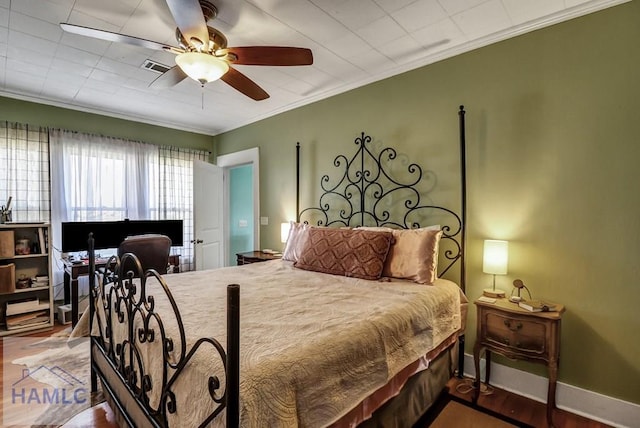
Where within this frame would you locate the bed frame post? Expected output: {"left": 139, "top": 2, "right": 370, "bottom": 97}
{"left": 458, "top": 105, "right": 467, "bottom": 293}
{"left": 87, "top": 233, "right": 98, "bottom": 393}
{"left": 296, "top": 142, "right": 300, "bottom": 222}
{"left": 227, "top": 284, "right": 240, "bottom": 428}
{"left": 458, "top": 105, "right": 467, "bottom": 379}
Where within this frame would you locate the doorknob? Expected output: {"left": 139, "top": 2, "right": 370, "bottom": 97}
{"left": 190, "top": 239, "right": 204, "bottom": 244}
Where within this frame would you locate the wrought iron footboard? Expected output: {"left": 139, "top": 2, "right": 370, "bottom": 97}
{"left": 87, "top": 234, "right": 240, "bottom": 427}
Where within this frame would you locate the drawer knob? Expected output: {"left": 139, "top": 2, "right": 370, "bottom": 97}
{"left": 504, "top": 319, "right": 523, "bottom": 331}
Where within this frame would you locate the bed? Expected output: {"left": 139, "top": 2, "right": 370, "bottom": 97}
{"left": 86, "top": 106, "right": 469, "bottom": 428}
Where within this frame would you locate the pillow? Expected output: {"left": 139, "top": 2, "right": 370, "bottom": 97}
{"left": 294, "top": 228, "right": 393, "bottom": 280}
{"left": 282, "top": 221, "right": 310, "bottom": 262}
{"left": 358, "top": 225, "right": 442, "bottom": 284}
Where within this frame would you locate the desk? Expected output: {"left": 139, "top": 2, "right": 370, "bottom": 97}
{"left": 63, "top": 256, "right": 181, "bottom": 328}
{"left": 63, "top": 259, "right": 109, "bottom": 328}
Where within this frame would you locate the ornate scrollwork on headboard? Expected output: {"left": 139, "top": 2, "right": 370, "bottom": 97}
{"left": 297, "top": 131, "right": 463, "bottom": 278}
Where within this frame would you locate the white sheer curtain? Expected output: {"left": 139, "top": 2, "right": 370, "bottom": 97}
{"left": 50, "top": 129, "right": 156, "bottom": 224}
{"left": 157, "top": 146, "right": 208, "bottom": 272}
{"left": 49, "top": 130, "right": 158, "bottom": 299}
{"left": 50, "top": 130, "right": 208, "bottom": 271}
{"left": 49, "top": 129, "right": 208, "bottom": 296}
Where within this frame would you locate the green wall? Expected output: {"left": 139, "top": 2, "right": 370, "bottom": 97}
{"left": 214, "top": 2, "right": 640, "bottom": 404}
{"left": 0, "top": 96, "right": 213, "bottom": 151}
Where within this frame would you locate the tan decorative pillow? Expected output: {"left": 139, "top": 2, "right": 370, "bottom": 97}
{"left": 282, "top": 222, "right": 310, "bottom": 262}
{"left": 358, "top": 225, "right": 442, "bottom": 284}
{"left": 294, "top": 228, "right": 393, "bottom": 280}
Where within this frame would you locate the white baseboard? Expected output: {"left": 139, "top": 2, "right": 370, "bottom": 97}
{"left": 463, "top": 353, "right": 639, "bottom": 428}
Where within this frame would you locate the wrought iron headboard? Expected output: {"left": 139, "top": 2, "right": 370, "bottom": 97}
{"left": 296, "top": 106, "right": 467, "bottom": 291}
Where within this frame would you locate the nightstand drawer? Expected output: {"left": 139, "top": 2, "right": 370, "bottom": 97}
{"left": 484, "top": 311, "right": 547, "bottom": 356}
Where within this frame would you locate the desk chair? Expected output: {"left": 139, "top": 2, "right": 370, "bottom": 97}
{"left": 118, "top": 234, "right": 172, "bottom": 276}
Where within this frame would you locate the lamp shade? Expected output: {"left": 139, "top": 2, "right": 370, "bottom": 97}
{"left": 175, "top": 52, "right": 229, "bottom": 84}
{"left": 281, "top": 222, "right": 291, "bottom": 244}
{"left": 483, "top": 240, "right": 508, "bottom": 275}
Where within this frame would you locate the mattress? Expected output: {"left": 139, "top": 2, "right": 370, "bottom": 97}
{"left": 91, "top": 259, "right": 464, "bottom": 427}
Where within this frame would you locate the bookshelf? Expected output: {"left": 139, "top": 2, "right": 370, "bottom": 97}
{"left": 0, "top": 223, "right": 53, "bottom": 335}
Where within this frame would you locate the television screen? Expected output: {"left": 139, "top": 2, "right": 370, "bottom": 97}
{"left": 61, "top": 219, "right": 183, "bottom": 252}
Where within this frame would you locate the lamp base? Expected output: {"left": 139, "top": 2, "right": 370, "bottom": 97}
{"left": 483, "top": 288, "right": 506, "bottom": 298}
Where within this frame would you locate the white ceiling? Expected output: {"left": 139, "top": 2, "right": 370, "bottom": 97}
{"left": 0, "top": 0, "right": 627, "bottom": 136}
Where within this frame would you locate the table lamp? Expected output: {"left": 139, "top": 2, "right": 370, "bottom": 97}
{"left": 281, "top": 222, "right": 291, "bottom": 249}
{"left": 482, "top": 239, "right": 508, "bottom": 297}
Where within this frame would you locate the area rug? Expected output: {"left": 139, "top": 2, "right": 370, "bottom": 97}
{"left": 5, "top": 335, "right": 103, "bottom": 427}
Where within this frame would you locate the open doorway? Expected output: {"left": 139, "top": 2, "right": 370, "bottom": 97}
{"left": 216, "top": 148, "right": 260, "bottom": 266}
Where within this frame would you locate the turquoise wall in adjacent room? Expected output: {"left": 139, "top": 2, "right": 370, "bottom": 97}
{"left": 228, "top": 164, "right": 254, "bottom": 264}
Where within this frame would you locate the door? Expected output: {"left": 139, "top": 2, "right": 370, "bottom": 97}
{"left": 193, "top": 160, "right": 223, "bottom": 270}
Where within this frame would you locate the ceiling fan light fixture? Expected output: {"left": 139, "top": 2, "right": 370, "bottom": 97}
{"left": 175, "top": 52, "right": 229, "bottom": 85}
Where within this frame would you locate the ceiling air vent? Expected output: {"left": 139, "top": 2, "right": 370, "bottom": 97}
{"left": 142, "top": 59, "right": 171, "bottom": 74}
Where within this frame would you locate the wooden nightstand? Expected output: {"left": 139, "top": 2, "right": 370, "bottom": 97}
{"left": 236, "top": 251, "right": 282, "bottom": 265}
{"left": 473, "top": 297, "right": 565, "bottom": 428}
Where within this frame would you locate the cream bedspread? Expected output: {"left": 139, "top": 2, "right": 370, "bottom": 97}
{"left": 90, "top": 260, "right": 463, "bottom": 427}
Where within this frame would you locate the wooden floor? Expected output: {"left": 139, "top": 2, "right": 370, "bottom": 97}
{"left": 61, "top": 378, "right": 615, "bottom": 428}
{"left": 442, "top": 377, "right": 612, "bottom": 428}
{"left": 0, "top": 324, "right": 63, "bottom": 425}
{"left": 2, "top": 326, "right": 612, "bottom": 428}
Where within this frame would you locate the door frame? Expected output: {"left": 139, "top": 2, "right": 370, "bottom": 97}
{"left": 216, "top": 147, "right": 260, "bottom": 266}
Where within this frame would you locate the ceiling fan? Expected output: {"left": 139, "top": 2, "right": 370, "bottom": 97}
{"left": 60, "top": 0, "right": 313, "bottom": 101}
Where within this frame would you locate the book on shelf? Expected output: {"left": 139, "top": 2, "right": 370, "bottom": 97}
{"left": 518, "top": 299, "right": 558, "bottom": 312}
{"left": 31, "top": 275, "right": 49, "bottom": 286}
{"left": 5, "top": 298, "right": 48, "bottom": 316}
{"left": 43, "top": 227, "right": 49, "bottom": 253}
{"left": 6, "top": 309, "right": 49, "bottom": 330}
{"left": 38, "top": 227, "right": 46, "bottom": 254}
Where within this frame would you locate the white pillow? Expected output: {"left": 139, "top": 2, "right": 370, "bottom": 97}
{"left": 357, "top": 225, "right": 442, "bottom": 284}
{"left": 282, "top": 221, "right": 310, "bottom": 262}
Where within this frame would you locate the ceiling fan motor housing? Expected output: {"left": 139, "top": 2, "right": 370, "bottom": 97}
{"left": 175, "top": 26, "right": 227, "bottom": 51}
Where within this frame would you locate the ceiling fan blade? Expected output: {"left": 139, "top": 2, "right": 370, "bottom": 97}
{"left": 165, "top": 0, "right": 210, "bottom": 48}
{"left": 149, "top": 66, "right": 188, "bottom": 89}
{"left": 221, "top": 47, "right": 313, "bottom": 66}
{"left": 221, "top": 67, "right": 269, "bottom": 101}
{"left": 60, "top": 23, "right": 178, "bottom": 51}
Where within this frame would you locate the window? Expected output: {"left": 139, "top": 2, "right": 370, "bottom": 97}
{"left": 49, "top": 129, "right": 208, "bottom": 272}
{"left": 2, "top": 122, "right": 208, "bottom": 300}
{"left": 0, "top": 122, "right": 50, "bottom": 222}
